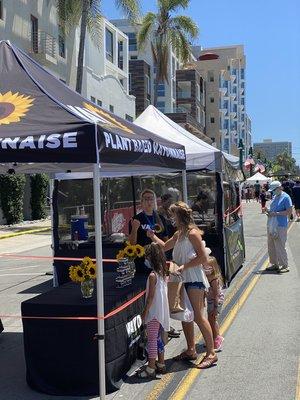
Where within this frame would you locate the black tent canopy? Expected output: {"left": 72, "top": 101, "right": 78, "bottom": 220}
{"left": 0, "top": 40, "right": 186, "bottom": 399}
{"left": 0, "top": 41, "right": 185, "bottom": 173}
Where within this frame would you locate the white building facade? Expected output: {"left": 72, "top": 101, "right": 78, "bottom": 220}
{"left": 194, "top": 45, "right": 252, "bottom": 157}
{"left": 0, "top": 0, "right": 135, "bottom": 120}
{"left": 112, "top": 19, "right": 181, "bottom": 114}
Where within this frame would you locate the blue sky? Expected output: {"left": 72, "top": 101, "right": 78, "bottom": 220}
{"left": 103, "top": 0, "right": 300, "bottom": 164}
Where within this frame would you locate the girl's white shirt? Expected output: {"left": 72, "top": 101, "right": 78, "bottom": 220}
{"left": 145, "top": 271, "right": 170, "bottom": 331}
{"left": 172, "top": 235, "right": 209, "bottom": 289}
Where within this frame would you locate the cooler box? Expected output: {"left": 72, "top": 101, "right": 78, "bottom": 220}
{"left": 71, "top": 215, "right": 88, "bottom": 241}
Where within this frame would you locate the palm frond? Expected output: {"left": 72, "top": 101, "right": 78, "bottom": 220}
{"left": 56, "top": 0, "right": 82, "bottom": 34}
{"left": 138, "top": 12, "right": 156, "bottom": 50}
{"left": 170, "top": 15, "right": 199, "bottom": 40}
{"left": 163, "top": 0, "right": 189, "bottom": 13}
{"left": 86, "top": 13, "right": 103, "bottom": 48}
{"left": 114, "top": 0, "right": 141, "bottom": 22}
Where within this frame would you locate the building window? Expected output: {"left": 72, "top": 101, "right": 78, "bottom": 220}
{"left": 105, "top": 28, "right": 114, "bottom": 63}
{"left": 241, "top": 68, "right": 245, "bottom": 79}
{"left": 109, "top": 105, "right": 114, "bottom": 113}
{"left": 31, "top": 15, "right": 38, "bottom": 53}
{"left": 118, "top": 41, "right": 123, "bottom": 69}
{"left": 208, "top": 71, "right": 214, "bottom": 82}
{"left": 126, "top": 32, "right": 137, "bottom": 51}
{"left": 130, "top": 55, "right": 137, "bottom": 60}
{"left": 58, "top": 25, "right": 65, "bottom": 58}
{"left": 210, "top": 117, "right": 215, "bottom": 123}
{"left": 97, "top": 99, "right": 102, "bottom": 107}
{"left": 145, "top": 75, "right": 150, "bottom": 95}
{"left": 91, "top": 96, "right": 96, "bottom": 103}
{"left": 156, "top": 101, "right": 165, "bottom": 112}
{"left": 196, "top": 106, "right": 201, "bottom": 123}
{"left": 0, "top": 1, "right": 3, "bottom": 20}
{"left": 196, "top": 83, "right": 200, "bottom": 100}
{"left": 201, "top": 110, "right": 206, "bottom": 127}
{"left": 177, "top": 81, "right": 191, "bottom": 99}
{"left": 157, "top": 83, "right": 165, "bottom": 97}
{"left": 125, "top": 114, "right": 133, "bottom": 122}
{"left": 210, "top": 97, "right": 214, "bottom": 103}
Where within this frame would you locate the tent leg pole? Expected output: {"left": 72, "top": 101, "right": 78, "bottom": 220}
{"left": 93, "top": 164, "right": 106, "bottom": 399}
{"left": 49, "top": 178, "right": 57, "bottom": 287}
{"left": 182, "top": 170, "right": 188, "bottom": 203}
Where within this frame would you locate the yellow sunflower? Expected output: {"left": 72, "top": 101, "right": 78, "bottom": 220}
{"left": 0, "top": 91, "right": 34, "bottom": 125}
{"left": 83, "top": 102, "right": 133, "bottom": 133}
{"left": 135, "top": 244, "right": 145, "bottom": 258}
{"left": 116, "top": 249, "right": 125, "bottom": 260}
{"left": 69, "top": 265, "right": 85, "bottom": 283}
{"left": 124, "top": 245, "right": 137, "bottom": 258}
{"left": 86, "top": 263, "right": 96, "bottom": 279}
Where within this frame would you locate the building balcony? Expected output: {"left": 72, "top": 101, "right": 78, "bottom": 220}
{"left": 165, "top": 112, "right": 211, "bottom": 143}
{"left": 219, "top": 107, "right": 228, "bottom": 114}
{"left": 28, "top": 31, "right": 57, "bottom": 65}
{"left": 219, "top": 87, "right": 227, "bottom": 95}
{"left": 229, "top": 111, "right": 237, "bottom": 118}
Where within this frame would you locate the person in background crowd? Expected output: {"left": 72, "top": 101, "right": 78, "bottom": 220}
{"left": 282, "top": 175, "right": 294, "bottom": 220}
{"left": 128, "top": 189, "right": 168, "bottom": 272}
{"left": 265, "top": 181, "right": 293, "bottom": 273}
{"left": 203, "top": 256, "right": 225, "bottom": 352}
{"left": 260, "top": 189, "right": 267, "bottom": 213}
{"left": 147, "top": 202, "right": 218, "bottom": 369}
{"left": 191, "top": 192, "right": 209, "bottom": 215}
{"left": 254, "top": 180, "right": 261, "bottom": 202}
{"left": 137, "top": 243, "right": 170, "bottom": 378}
{"left": 158, "top": 193, "right": 176, "bottom": 238}
{"left": 292, "top": 180, "right": 300, "bottom": 221}
{"left": 245, "top": 186, "right": 251, "bottom": 203}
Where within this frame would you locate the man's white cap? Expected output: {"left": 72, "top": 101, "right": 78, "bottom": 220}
{"left": 268, "top": 180, "right": 282, "bottom": 192}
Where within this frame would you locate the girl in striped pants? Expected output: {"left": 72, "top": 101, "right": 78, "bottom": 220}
{"left": 137, "top": 243, "right": 170, "bottom": 378}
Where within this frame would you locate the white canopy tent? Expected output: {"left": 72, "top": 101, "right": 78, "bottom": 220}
{"left": 245, "top": 172, "right": 272, "bottom": 184}
{"left": 135, "top": 105, "right": 222, "bottom": 171}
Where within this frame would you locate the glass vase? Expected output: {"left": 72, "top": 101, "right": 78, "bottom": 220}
{"left": 81, "top": 278, "right": 94, "bottom": 299}
{"left": 128, "top": 259, "right": 136, "bottom": 278}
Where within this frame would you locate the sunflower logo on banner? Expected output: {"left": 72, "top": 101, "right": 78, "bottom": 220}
{"left": 0, "top": 91, "right": 34, "bottom": 125}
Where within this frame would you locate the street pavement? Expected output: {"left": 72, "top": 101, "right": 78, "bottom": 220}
{"left": 0, "top": 202, "right": 299, "bottom": 400}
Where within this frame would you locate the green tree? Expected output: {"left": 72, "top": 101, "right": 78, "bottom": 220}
{"left": 0, "top": 174, "right": 26, "bottom": 224}
{"left": 57, "top": 0, "right": 140, "bottom": 93}
{"left": 138, "top": 0, "right": 199, "bottom": 105}
{"left": 271, "top": 150, "right": 297, "bottom": 174}
{"left": 30, "top": 174, "right": 49, "bottom": 220}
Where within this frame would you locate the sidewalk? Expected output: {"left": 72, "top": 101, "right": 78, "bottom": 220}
{"left": 0, "top": 218, "right": 51, "bottom": 239}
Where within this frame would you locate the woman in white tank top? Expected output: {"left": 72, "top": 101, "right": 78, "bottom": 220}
{"left": 147, "top": 202, "right": 217, "bottom": 369}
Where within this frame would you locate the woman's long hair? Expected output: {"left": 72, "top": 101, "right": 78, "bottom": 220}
{"left": 169, "top": 201, "right": 203, "bottom": 236}
{"left": 144, "top": 242, "right": 168, "bottom": 278}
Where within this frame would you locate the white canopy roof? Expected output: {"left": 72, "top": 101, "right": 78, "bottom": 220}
{"left": 245, "top": 172, "right": 272, "bottom": 183}
{"left": 135, "top": 105, "right": 222, "bottom": 171}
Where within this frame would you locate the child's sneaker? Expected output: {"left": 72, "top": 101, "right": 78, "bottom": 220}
{"left": 214, "top": 335, "right": 224, "bottom": 351}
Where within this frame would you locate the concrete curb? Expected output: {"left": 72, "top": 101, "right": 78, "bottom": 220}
{"left": 0, "top": 227, "right": 51, "bottom": 240}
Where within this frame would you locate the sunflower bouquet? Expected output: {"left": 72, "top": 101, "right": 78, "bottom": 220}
{"left": 116, "top": 242, "right": 145, "bottom": 261}
{"left": 69, "top": 257, "right": 96, "bottom": 283}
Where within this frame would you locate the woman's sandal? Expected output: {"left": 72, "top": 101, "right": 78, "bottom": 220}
{"left": 173, "top": 351, "right": 198, "bottom": 361}
{"left": 136, "top": 365, "right": 156, "bottom": 379}
{"left": 196, "top": 354, "right": 218, "bottom": 369}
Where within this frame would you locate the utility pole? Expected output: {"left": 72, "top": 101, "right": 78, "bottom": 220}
{"left": 238, "top": 139, "right": 246, "bottom": 180}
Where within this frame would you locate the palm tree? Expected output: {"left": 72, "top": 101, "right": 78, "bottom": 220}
{"left": 138, "top": 0, "right": 199, "bottom": 106}
{"left": 57, "top": 0, "right": 140, "bottom": 93}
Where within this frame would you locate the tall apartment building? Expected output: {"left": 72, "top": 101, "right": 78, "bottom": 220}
{"left": 253, "top": 139, "right": 292, "bottom": 161}
{"left": 112, "top": 19, "right": 180, "bottom": 115}
{"left": 193, "top": 45, "right": 251, "bottom": 156}
{"left": 0, "top": 0, "right": 135, "bottom": 120}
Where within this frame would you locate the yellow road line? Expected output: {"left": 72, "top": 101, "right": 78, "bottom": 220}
{"left": 146, "top": 222, "right": 295, "bottom": 400}
{"left": 296, "top": 356, "right": 300, "bottom": 400}
{"left": 169, "top": 261, "right": 267, "bottom": 400}
{"left": 0, "top": 227, "right": 50, "bottom": 239}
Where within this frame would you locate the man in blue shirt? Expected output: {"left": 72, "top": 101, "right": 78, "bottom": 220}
{"left": 265, "top": 181, "right": 293, "bottom": 273}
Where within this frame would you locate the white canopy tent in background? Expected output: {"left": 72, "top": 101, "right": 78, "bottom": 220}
{"left": 245, "top": 172, "right": 272, "bottom": 184}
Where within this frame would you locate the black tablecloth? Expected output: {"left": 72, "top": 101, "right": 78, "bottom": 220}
{"left": 21, "top": 271, "right": 147, "bottom": 395}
